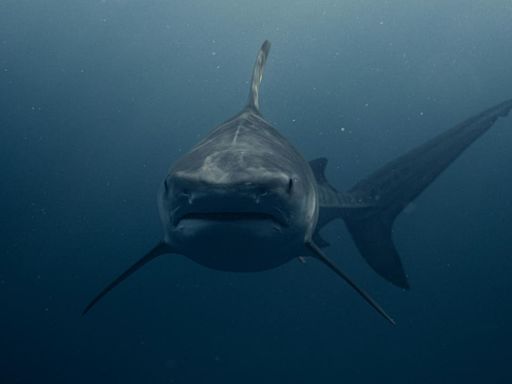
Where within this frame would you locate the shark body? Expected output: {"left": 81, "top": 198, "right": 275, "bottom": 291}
{"left": 83, "top": 41, "right": 512, "bottom": 324}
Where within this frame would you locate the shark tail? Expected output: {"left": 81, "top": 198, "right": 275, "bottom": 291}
{"left": 247, "top": 40, "right": 271, "bottom": 113}
{"left": 312, "top": 98, "right": 512, "bottom": 289}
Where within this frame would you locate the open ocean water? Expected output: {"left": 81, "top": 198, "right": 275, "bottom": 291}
{"left": 1, "top": 1, "right": 512, "bottom": 383}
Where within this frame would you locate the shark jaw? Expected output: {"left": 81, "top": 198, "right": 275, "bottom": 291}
{"left": 166, "top": 189, "right": 304, "bottom": 272}
{"left": 173, "top": 209, "right": 289, "bottom": 228}
{"left": 170, "top": 218, "right": 302, "bottom": 272}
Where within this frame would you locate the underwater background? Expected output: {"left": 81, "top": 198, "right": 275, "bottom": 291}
{"left": 1, "top": 1, "right": 512, "bottom": 383}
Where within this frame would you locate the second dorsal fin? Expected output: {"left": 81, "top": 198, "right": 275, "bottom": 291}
{"left": 247, "top": 40, "right": 271, "bottom": 113}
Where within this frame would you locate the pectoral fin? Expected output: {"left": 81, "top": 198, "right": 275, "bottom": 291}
{"left": 306, "top": 241, "right": 395, "bottom": 325}
{"left": 82, "top": 242, "right": 173, "bottom": 315}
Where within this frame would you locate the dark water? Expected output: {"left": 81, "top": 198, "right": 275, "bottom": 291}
{"left": 2, "top": 1, "right": 512, "bottom": 383}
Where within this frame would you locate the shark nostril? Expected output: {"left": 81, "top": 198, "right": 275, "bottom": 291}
{"left": 287, "top": 178, "right": 294, "bottom": 194}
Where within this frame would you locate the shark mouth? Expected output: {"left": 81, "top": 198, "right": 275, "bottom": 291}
{"left": 175, "top": 211, "right": 288, "bottom": 227}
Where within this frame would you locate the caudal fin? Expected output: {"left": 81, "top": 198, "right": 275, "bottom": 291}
{"left": 246, "top": 40, "right": 271, "bottom": 112}
{"left": 314, "top": 99, "right": 512, "bottom": 288}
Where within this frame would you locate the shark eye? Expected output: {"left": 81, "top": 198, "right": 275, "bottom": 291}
{"left": 287, "top": 178, "right": 293, "bottom": 194}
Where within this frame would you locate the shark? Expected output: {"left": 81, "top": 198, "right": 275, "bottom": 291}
{"left": 83, "top": 40, "right": 512, "bottom": 324}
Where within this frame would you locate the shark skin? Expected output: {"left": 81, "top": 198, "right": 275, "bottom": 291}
{"left": 83, "top": 40, "right": 512, "bottom": 325}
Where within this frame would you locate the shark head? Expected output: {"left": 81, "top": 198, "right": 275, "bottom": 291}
{"left": 157, "top": 111, "right": 318, "bottom": 271}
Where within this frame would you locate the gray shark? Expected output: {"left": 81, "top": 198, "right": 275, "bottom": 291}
{"left": 83, "top": 41, "right": 512, "bottom": 324}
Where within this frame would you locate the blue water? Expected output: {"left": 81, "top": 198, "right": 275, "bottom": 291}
{"left": 2, "top": 1, "right": 512, "bottom": 383}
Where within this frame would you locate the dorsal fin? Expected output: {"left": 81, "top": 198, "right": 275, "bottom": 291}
{"left": 247, "top": 40, "right": 271, "bottom": 113}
